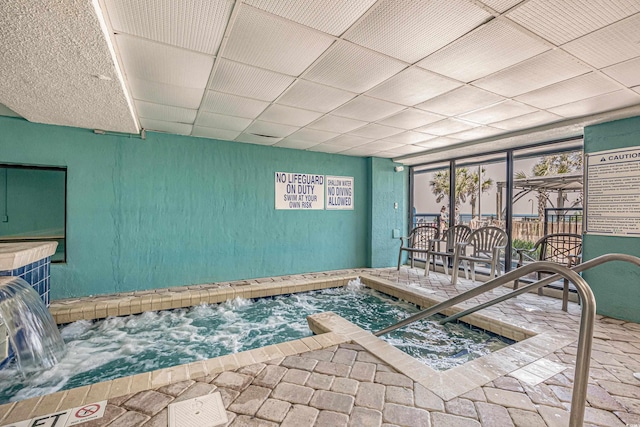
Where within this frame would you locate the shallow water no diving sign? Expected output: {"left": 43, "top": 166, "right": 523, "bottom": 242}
{"left": 0, "top": 400, "right": 106, "bottom": 427}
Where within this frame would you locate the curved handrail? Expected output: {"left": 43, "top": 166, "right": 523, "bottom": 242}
{"left": 374, "top": 260, "right": 611, "bottom": 427}
{"left": 439, "top": 253, "right": 640, "bottom": 325}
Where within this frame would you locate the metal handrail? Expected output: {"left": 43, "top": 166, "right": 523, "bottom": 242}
{"left": 374, "top": 259, "right": 606, "bottom": 427}
{"left": 439, "top": 253, "right": 640, "bottom": 325}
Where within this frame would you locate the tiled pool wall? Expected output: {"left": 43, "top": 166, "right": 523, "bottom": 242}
{"left": 0, "top": 257, "right": 52, "bottom": 367}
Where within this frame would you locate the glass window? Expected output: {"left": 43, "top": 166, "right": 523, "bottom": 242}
{"left": 413, "top": 162, "right": 450, "bottom": 234}
{"left": 0, "top": 165, "right": 66, "bottom": 262}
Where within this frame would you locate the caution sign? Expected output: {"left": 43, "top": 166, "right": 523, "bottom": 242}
{"left": 0, "top": 400, "right": 106, "bottom": 427}
{"left": 275, "top": 172, "right": 325, "bottom": 210}
{"left": 325, "top": 176, "right": 354, "bottom": 210}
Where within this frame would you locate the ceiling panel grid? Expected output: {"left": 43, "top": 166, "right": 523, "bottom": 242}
{"left": 332, "top": 96, "right": 406, "bottom": 122}
{"left": 195, "top": 111, "right": 252, "bottom": 131}
{"left": 377, "top": 109, "right": 445, "bottom": 130}
{"left": 128, "top": 78, "right": 205, "bottom": 109}
{"left": 277, "top": 80, "right": 356, "bottom": 113}
{"left": 192, "top": 127, "right": 241, "bottom": 141}
{"left": 257, "top": 104, "right": 323, "bottom": 127}
{"left": 416, "top": 85, "right": 505, "bottom": 116}
{"left": 200, "top": 91, "right": 269, "bottom": 118}
{"left": 135, "top": 100, "right": 197, "bottom": 123}
{"left": 208, "top": 59, "right": 295, "bottom": 101}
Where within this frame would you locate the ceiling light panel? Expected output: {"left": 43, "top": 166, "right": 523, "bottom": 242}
{"left": 383, "top": 131, "right": 435, "bottom": 144}
{"left": 328, "top": 134, "right": 373, "bottom": 147}
{"left": 307, "top": 114, "right": 367, "bottom": 132}
{"left": 236, "top": 133, "right": 282, "bottom": 145}
{"left": 273, "top": 138, "right": 320, "bottom": 149}
{"left": 307, "top": 144, "right": 346, "bottom": 153}
{"left": 562, "top": 14, "right": 640, "bottom": 69}
{"left": 140, "top": 118, "right": 193, "bottom": 135}
{"left": 244, "top": 120, "right": 299, "bottom": 138}
{"left": 285, "top": 128, "right": 340, "bottom": 143}
{"left": 332, "top": 96, "right": 405, "bottom": 121}
{"left": 418, "top": 19, "right": 550, "bottom": 82}
{"left": 277, "top": 80, "right": 356, "bottom": 113}
{"left": 479, "top": 0, "right": 523, "bottom": 13}
{"left": 415, "top": 118, "right": 478, "bottom": 136}
{"left": 129, "top": 78, "right": 205, "bottom": 109}
{"left": 416, "top": 85, "right": 504, "bottom": 116}
{"left": 515, "top": 72, "right": 622, "bottom": 109}
{"left": 209, "top": 59, "right": 295, "bottom": 101}
{"left": 603, "top": 57, "right": 640, "bottom": 87}
{"left": 192, "top": 126, "right": 241, "bottom": 141}
{"left": 257, "top": 104, "right": 323, "bottom": 127}
{"left": 135, "top": 100, "right": 197, "bottom": 123}
{"left": 472, "top": 50, "right": 591, "bottom": 97}
{"left": 223, "top": 6, "right": 335, "bottom": 76}
{"left": 344, "top": 0, "right": 492, "bottom": 63}
{"left": 115, "top": 34, "right": 213, "bottom": 88}
{"left": 377, "top": 109, "right": 444, "bottom": 129}
{"left": 244, "top": 0, "right": 377, "bottom": 36}
{"left": 448, "top": 126, "right": 506, "bottom": 140}
{"left": 460, "top": 100, "right": 538, "bottom": 124}
{"left": 200, "top": 91, "right": 269, "bottom": 118}
{"left": 195, "top": 111, "right": 252, "bottom": 131}
{"left": 366, "top": 67, "right": 463, "bottom": 106}
{"left": 505, "top": 0, "right": 640, "bottom": 45}
{"left": 348, "top": 123, "right": 404, "bottom": 139}
{"left": 303, "top": 41, "right": 406, "bottom": 93}
{"left": 548, "top": 89, "right": 640, "bottom": 118}
{"left": 491, "top": 110, "right": 563, "bottom": 130}
{"left": 103, "top": 0, "right": 233, "bottom": 55}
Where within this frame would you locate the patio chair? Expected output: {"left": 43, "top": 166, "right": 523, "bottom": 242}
{"left": 451, "top": 226, "right": 508, "bottom": 286}
{"left": 514, "top": 233, "right": 582, "bottom": 311}
{"left": 425, "top": 224, "right": 472, "bottom": 277}
{"left": 397, "top": 224, "right": 440, "bottom": 270}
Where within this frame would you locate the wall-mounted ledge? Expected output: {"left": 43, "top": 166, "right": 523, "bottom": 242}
{"left": 0, "top": 242, "right": 58, "bottom": 271}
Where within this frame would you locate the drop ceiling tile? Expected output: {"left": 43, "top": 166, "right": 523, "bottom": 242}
{"left": 339, "top": 146, "right": 383, "bottom": 156}
{"left": 277, "top": 80, "right": 356, "bottom": 113}
{"left": 562, "top": 14, "right": 640, "bottom": 68}
{"left": 209, "top": 59, "right": 295, "bottom": 101}
{"left": 602, "top": 57, "right": 640, "bottom": 87}
{"left": 416, "top": 86, "right": 504, "bottom": 116}
{"left": 328, "top": 134, "right": 373, "bottom": 147}
{"left": 634, "top": 86, "right": 640, "bottom": 95}
{"left": 332, "top": 96, "right": 405, "bottom": 121}
{"left": 307, "top": 144, "right": 347, "bottom": 153}
{"left": 236, "top": 133, "right": 282, "bottom": 145}
{"left": 386, "top": 144, "right": 428, "bottom": 155}
{"left": 374, "top": 151, "right": 397, "bottom": 158}
{"left": 0, "top": 103, "right": 21, "bottom": 118}
{"left": 224, "top": 6, "right": 335, "bottom": 76}
{"left": 286, "top": 128, "right": 340, "bottom": 143}
{"left": 377, "top": 109, "right": 444, "bottom": 129}
{"left": 491, "top": 110, "right": 563, "bottom": 130}
{"left": 103, "top": 0, "right": 233, "bottom": 55}
{"left": 418, "top": 19, "right": 550, "bottom": 82}
{"left": 140, "top": 118, "right": 193, "bottom": 135}
{"left": 348, "top": 123, "right": 404, "bottom": 139}
{"left": 506, "top": 0, "right": 640, "bottom": 45}
{"left": 414, "top": 118, "right": 478, "bottom": 136}
{"left": 195, "top": 112, "right": 252, "bottom": 131}
{"left": 515, "top": 72, "right": 622, "bottom": 109}
{"left": 383, "top": 131, "right": 436, "bottom": 145}
{"left": 472, "top": 50, "right": 591, "bottom": 97}
{"left": 307, "top": 115, "right": 367, "bottom": 132}
{"left": 135, "top": 100, "right": 197, "bottom": 123}
{"left": 479, "top": 0, "right": 523, "bottom": 13}
{"left": 192, "top": 127, "right": 241, "bottom": 141}
{"left": 244, "top": 120, "right": 299, "bottom": 138}
{"left": 257, "top": 104, "right": 323, "bottom": 127}
{"left": 303, "top": 40, "right": 407, "bottom": 93}
{"left": 358, "top": 140, "right": 405, "bottom": 151}
{"left": 128, "top": 78, "right": 205, "bottom": 109}
{"left": 548, "top": 89, "right": 640, "bottom": 118}
{"left": 344, "top": 0, "right": 492, "bottom": 63}
{"left": 244, "top": 0, "right": 377, "bottom": 36}
{"left": 273, "top": 138, "right": 319, "bottom": 149}
{"left": 201, "top": 91, "right": 269, "bottom": 118}
{"left": 414, "top": 136, "right": 463, "bottom": 149}
{"left": 460, "top": 100, "right": 538, "bottom": 124}
{"left": 366, "top": 67, "right": 463, "bottom": 106}
{"left": 115, "top": 34, "right": 213, "bottom": 88}
{"left": 448, "top": 126, "right": 506, "bottom": 140}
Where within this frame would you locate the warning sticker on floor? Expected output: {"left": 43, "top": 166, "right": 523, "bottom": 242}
{"left": 0, "top": 400, "right": 106, "bottom": 427}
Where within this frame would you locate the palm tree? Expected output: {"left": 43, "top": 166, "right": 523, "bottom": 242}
{"left": 429, "top": 168, "right": 493, "bottom": 217}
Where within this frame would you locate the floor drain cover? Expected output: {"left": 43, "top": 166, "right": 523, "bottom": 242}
{"left": 168, "top": 392, "right": 228, "bottom": 427}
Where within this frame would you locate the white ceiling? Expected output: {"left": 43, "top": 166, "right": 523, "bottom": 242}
{"left": 2, "top": 0, "right": 640, "bottom": 164}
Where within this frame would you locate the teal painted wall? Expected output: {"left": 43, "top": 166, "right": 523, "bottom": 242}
{"left": 583, "top": 115, "right": 640, "bottom": 322}
{"left": 0, "top": 116, "right": 402, "bottom": 299}
{"left": 368, "top": 158, "right": 408, "bottom": 268}
{"left": 0, "top": 167, "right": 65, "bottom": 237}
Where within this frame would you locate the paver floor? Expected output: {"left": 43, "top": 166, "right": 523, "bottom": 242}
{"left": 4, "top": 266, "right": 640, "bottom": 426}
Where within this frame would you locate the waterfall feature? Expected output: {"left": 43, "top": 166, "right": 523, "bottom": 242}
{"left": 0, "top": 277, "right": 65, "bottom": 373}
